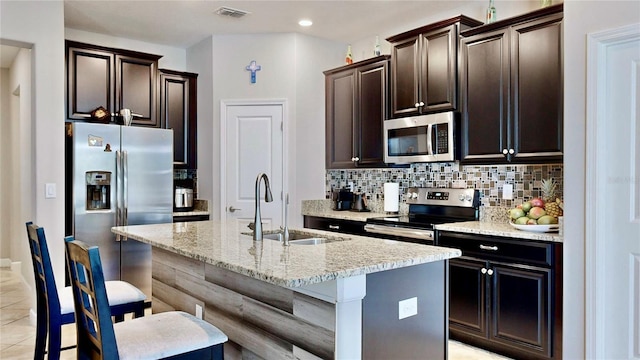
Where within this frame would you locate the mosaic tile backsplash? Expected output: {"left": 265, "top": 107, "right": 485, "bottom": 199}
{"left": 326, "top": 163, "right": 563, "bottom": 208}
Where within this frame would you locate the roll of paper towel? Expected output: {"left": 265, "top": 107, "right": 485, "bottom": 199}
{"left": 384, "top": 182, "right": 400, "bottom": 212}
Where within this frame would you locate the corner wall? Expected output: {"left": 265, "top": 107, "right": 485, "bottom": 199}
{"left": 0, "top": 1, "right": 65, "bottom": 294}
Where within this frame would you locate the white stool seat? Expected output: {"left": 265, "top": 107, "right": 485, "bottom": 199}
{"left": 59, "top": 281, "right": 147, "bottom": 315}
{"left": 114, "top": 311, "right": 228, "bottom": 359}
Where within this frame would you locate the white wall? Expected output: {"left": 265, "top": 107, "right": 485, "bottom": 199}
{"left": 5, "top": 48, "right": 33, "bottom": 290}
{"left": 0, "top": 1, "right": 65, "bottom": 293}
{"left": 199, "top": 33, "right": 343, "bottom": 224}
{"left": 0, "top": 67, "right": 9, "bottom": 260}
{"left": 187, "top": 36, "right": 214, "bottom": 211}
{"left": 65, "top": 28, "right": 187, "bottom": 70}
{"left": 293, "top": 35, "right": 345, "bottom": 224}
{"left": 563, "top": 1, "right": 640, "bottom": 358}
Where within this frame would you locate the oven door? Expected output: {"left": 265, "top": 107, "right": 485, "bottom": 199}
{"left": 384, "top": 112, "right": 456, "bottom": 164}
{"left": 364, "top": 224, "right": 434, "bottom": 244}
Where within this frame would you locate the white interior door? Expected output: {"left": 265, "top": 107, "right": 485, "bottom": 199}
{"left": 222, "top": 102, "right": 284, "bottom": 234}
{"left": 586, "top": 23, "right": 640, "bottom": 359}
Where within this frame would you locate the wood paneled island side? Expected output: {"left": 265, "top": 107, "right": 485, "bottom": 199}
{"left": 112, "top": 221, "right": 460, "bottom": 359}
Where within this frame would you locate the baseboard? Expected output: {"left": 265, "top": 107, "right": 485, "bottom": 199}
{"left": 0, "top": 258, "right": 11, "bottom": 268}
{"left": 10, "top": 261, "right": 21, "bottom": 273}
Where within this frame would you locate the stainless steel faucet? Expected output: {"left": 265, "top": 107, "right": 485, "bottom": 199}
{"left": 253, "top": 173, "right": 273, "bottom": 241}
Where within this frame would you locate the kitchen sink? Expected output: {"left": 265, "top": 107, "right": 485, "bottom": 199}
{"left": 260, "top": 231, "right": 342, "bottom": 245}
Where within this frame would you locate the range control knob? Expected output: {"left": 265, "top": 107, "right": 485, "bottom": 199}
{"left": 458, "top": 194, "right": 465, "bottom": 201}
{"left": 409, "top": 192, "right": 419, "bottom": 199}
{"left": 465, "top": 194, "right": 473, "bottom": 202}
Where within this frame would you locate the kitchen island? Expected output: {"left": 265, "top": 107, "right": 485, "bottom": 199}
{"left": 112, "top": 221, "right": 461, "bottom": 359}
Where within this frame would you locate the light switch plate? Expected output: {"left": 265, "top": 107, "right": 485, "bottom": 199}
{"left": 503, "top": 183, "right": 513, "bottom": 200}
{"left": 398, "top": 297, "right": 418, "bottom": 320}
{"left": 45, "top": 183, "right": 56, "bottom": 199}
{"left": 195, "top": 304, "right": 203, "bottom": 319}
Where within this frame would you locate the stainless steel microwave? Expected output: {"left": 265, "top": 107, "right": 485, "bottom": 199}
{"left": 384, "top": 112, "right": 458, "bottom": 164}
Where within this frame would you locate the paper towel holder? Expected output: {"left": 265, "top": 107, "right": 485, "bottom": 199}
{"left": 383, "top": 182, "right": 400, "bottom": 213}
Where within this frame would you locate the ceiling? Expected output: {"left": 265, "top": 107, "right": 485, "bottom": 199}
{"left": 2, "top": 1, "right": 485, "bottom": 68}
{"left": 63, "top": 0, "right": 483, "bottom": 48}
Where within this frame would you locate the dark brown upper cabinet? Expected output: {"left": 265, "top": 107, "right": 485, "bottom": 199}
{"left": 460, "top": 4, "right": 563, "bottom": 164}
{"left": 387, "top": 16, "right": 483, "bottom": 118}
{"left": 325, "top": 56, "right": 390, "bottom": 169}
{"left": 66, "top": 41, "right": 161, "bottom": 126}
{"left": 159, "top": 69, "right": 198, "bottom": 169}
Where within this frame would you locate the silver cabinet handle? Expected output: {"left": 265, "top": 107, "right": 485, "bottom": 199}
{"left": 415, "top": 102, "right": 420, "bottom": 108}
{"left": 502, "top": 148, "right": 508, "bottom": 155}
{"left": 481, "top": 268, "right": 487, "bottom": 274}
{"left": 329, "top": 225, "right": 340, "bottom": 230}
{"left": 228, "top": 206, "right": 241, "bottom": 213}
{"left": 480, "top": 244, "right": 498, "bottom": 251}
{"left": 508, "top": 148, "right": 515, "bottom": 154}
{"left": 354, "top": 157, "right": 360, "bottom": 162}
{"left": 487, "top": 269, "right": 494, "bottom": 276}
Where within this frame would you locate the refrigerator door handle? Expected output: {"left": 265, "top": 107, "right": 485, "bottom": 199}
{"left": 116, "top": 150, "right": 123, "bottom": 242}
{"left": 122, "top": 150, "right": 129, "bottom": 241}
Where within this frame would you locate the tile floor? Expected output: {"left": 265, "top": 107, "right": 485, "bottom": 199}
{"left": 0, "top": 267, "right": 511, "bottom": 359}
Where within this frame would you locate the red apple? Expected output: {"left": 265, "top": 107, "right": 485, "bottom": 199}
{"left": 530, "top": 198, "right": 545, "bottom": 208}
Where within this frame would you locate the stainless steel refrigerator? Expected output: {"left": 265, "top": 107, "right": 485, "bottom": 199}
{"left": 66, "top": 122, "right": 173, "bottom": 300}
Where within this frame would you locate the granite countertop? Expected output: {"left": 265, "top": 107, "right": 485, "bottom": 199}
{"left": 173, "top": 199, "right": 210, "bottom": 217}
{"left": 111, "top": 221, "right": 461, "bottom": 288}
{"left": 435, "top": 221, "right": 563, "bottom": 243}
{"left": 301, "top": 199, "right": 403, "bottom": 222}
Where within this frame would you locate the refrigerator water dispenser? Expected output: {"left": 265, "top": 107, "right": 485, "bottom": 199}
{"left": 86, "top": 171, "right": 111, "bottom": 210}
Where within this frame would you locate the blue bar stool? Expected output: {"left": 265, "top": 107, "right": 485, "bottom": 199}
{"left": 26, "top": 222, "right": 147, "bottom": 360}
{"left": 65, "top": 236, "right": 227, "bottom": 359}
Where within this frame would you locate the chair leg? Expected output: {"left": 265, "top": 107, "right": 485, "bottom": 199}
{"left": 33, "top": 319, "right": 47, "bottom": 360}
{"left": 46, "top": 322, "right": 62, "bottom": 360}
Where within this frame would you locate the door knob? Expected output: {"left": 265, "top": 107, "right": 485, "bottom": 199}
{"left": 228, "top": 206, "right": 241, "bottom": 213}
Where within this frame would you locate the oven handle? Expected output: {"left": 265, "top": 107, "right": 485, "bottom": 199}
{"left": 364, "top": 224, "right": 434, "bottom": 240}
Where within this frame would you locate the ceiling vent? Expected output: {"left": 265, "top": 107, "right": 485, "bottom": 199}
{"left": 214, "top": 6, "right": 250, "bottom": 18}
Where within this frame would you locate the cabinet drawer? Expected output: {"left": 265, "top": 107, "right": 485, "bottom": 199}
{"left": 303, "top": 216, "right": 366, "bottom": 236}
{"left": 436, "top": 231, "right": 554, "bottom": 267}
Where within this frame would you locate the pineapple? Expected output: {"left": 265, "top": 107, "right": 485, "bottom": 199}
{"left": 541, "top": 178, "right": 563, "bottom": 218}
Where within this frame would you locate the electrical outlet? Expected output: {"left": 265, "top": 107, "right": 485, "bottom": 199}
{"left": 398, "top": 297, "right": 418, "bottom": 320}
{"left": 503, "top": 183, "right": 513, "bottom": 200}
{"left": 195, "top": 304, "right": 203, "bottom": 319}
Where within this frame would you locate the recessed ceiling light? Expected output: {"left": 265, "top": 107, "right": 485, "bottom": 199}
{"left": 298, "top": 19, "right": 313, "bottom": 27}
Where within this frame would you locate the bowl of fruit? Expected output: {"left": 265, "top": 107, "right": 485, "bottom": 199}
{"left": 508, "top": 179, "right": 563, "bottom": 233}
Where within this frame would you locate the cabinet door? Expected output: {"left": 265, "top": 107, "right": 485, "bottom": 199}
{"left": 67, "top": 46, "right": 115, "bottom": 120}
{"left": 326, "top": 70, "right": 356, "bottom": 169}
{"left": 160, "top": 71, "right": 197, "bottom": 169}
{"left": 449, "top": 258, "right": 488, "bottom": 337}
{"left": 460, "top": 29, "right": 510, "bottom": 164}
{"left": 422, "top": 24, "right": 457, "bottom": 113}
{"left": 390, "top": 36, "right": 421, "bottom": 118}
{"left": 490, "top": 264, "right": 552, "bottom": 358}
{"left": 355, "top": 61, "right": 387, "bottom": 167}
{"left": 116, "top": 55, "right": 158, "bottom": 127}
{"left": 511, "top": 14, "right": 563, "bottom": 162}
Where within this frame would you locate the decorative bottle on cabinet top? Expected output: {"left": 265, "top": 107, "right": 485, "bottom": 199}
{"left": 346, "top": 45, "right": 353, "bottom": 64}
{"left": 374, "top": 36, "right": 381, "bottom": 56}
{"left": 486, "top": 0, "right": 496, "bottom": 24}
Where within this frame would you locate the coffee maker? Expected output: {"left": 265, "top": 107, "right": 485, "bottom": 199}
{"left": 332, "top": 189, "right": 353, "bottom": 211}
{"left": 174, "top": 178, "right": 194, "bottom": 212}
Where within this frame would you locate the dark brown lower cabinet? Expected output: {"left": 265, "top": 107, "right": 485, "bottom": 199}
{"left": 438, "top": 231, "right": 562, "bottom": 360}
{"left": 303, "top": 216, "right": 367, "bottom": 236}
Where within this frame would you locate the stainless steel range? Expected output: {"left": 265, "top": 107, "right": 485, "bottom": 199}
{"left": 364, "top": 187, "right": 480, "bottom": 244}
